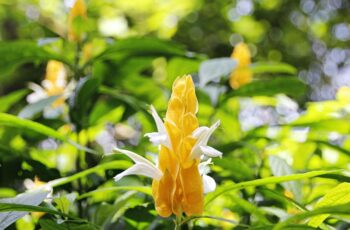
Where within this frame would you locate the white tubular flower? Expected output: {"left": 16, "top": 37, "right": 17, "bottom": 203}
{"left": 191, "top": 120, "right": 223, "bottom": 159}
{"left": 199, "top": 159, "right": 216, "bottom": 194}
{"left": 144, "top": 105, "right": 172, "bottom": 150}
{"left": 114, "top": 147, "right": 163, "bottom": 182}
{"left": 26, "top": 60, "right": 75, "bottom": 118}
{"left": 27, "top": 83, "right": 48, "bottom": 103}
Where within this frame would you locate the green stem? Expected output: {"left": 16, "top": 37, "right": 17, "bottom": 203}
{"left": 175, "top": 215, "right": 182, "bottom": 230}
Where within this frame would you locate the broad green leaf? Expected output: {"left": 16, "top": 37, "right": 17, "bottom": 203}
{"left": 18, "top": 96, "right": 60, "bottom": 119}
{"left": 0, "top": 89, "right": 28, "bottom": 113}
{"left": 229, "top": 77, "right": 306, "bottom": 98}
{"left": 39, "top": 219, "right": 98, "bottom": 230}
{"left": 198, "top": 57, "right": 236, "bottom": 87}
{"left": 0, "top": 189, "right": 49, "bottom": 229}
{"left": 166, "top": 57, "right": 201, "bottom": 87}
{"left": 89, "top": 37, "right": 188, "bottom": 66}
{"left": 308, "top": 182, "right": 350, "bottom": 227}
{"left": 269, "top": 155, "right": 302, "bottom": 202}
{"left": 274, "top": 203, "right": 350, "bottom": 230}
{"left": 0, "top": 113, "right": 97, "bottom": 154}
{"left": 69, "top": 77, "right": 100, "bottom": 129}
{"left": 205, "top": 169, "right": 340, "bottom": 206}
{"left": 0, "top": 41, "right": 70, "bottom": 77}
{"left": 99, "top": 86, "right": 150, "bottom": 116}
{"left": 251, "top": 62, "right": 297, "bottom": 75}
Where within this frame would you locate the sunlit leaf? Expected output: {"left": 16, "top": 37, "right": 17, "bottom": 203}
{"left": 274, "top": 203, "right": 350, "bottom": 230}
{"left": 0, "top": 89, "right": 28, "bottom": 113}
{"left": 0, "top": 113, "right": 97, "bottom": 154}
{"left": 205, "top": 169, "right": 340, "bottom": 207}
{"left": 269, "top": 156, "right": 302, "bottom": 202}
{"left": 251, "top": 62, "right": 297, "bottom": 75}
{"left": 228, "top": 77, "right": 306, "bottom": 98}
{"left": 308, "top": 182, "right": 350, "bottom": 227}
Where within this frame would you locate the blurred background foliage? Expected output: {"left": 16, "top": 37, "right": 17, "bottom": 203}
{"left": 0, "top": 0, "right": 350, "bottom": 229}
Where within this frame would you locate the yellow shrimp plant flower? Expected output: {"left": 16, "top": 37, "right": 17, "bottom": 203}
{"left": 229, "top": 42, "right": 252, "bottom": 89}
{"left": 27, "top": 60, "right": 74, "bottom": 118}
{"left": 114, "top": 75, "right": 222, "bottom": 217}
{"left": 67, "top": 0, "right": 87, "bottom": 42}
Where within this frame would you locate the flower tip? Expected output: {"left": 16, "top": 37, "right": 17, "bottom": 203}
{"left": 114, "top": 174, "right": 122, "bottom": 182}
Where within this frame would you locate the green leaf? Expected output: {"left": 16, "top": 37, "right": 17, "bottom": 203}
{"left": 251, "top": 62, "right": 297, "bottom": 75}
{"left": 48, "top": 160, "right": 131, "bottom": 188}
{"left": 198, "top": 57, "right": 236, "bottom": 87}
{"left": 54, "top": 193, "right": 77, "bottom": 214}
{"left": 205, "top": 169, "right": 341, "bottom": 207}
{"left": 228, "top": 77, "right": 306, "bottom": 98}
{"left": 0, "top": 189, "right": 50, "bottom": 229}
{"left": 69, "top": 77, "right": 100, "bottom": 129}
{"left": 308, "top": 182, "right": 350, "bottom": 227}
{"left": 0, "top": 89, "right": 28, "bottom": 113}
{"left": 99, "top": 86, "right": 150, "bottom": 116}
{"left": 269, "top": 155, "right": 302, "bottom": 202}
{"left": 0, "top": 113, "right": 97, "bottom": 154}
{"left": 89, "top": 37, "right": 188, "bottom": 66}
{"left": 166, "top": 57, "right": 201, "bottom": 87}
{"left": 0, "top": 188, "right": 16, "bottom": 198}
{"left": 273, "top": 203, "right": 350, "bottom": 230}
{"left": 39, "top": 219, "right": 98, "bottom": 230}
{"left": 78, "top": 186, "right": 152, "bottom": 200}
{"left": 18, "top": 95, "right": 60, "bottom": 119}
{"left": 0, "top": 41, "right": 70, "bottom": 77}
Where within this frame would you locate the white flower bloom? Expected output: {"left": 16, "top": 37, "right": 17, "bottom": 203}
{"left": 114, "top": 147, "right": 163, "bottom": 182}
{"left": 199, "top": 158, "right": 216, "bottom": 194}
{"left": 191, "top": 120, "right": 222, "bottom": 159}
{"left": 144, "top": 105, "right": 172, "bottom": 150}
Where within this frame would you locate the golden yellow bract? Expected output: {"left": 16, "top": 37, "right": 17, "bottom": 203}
{"left": 44, "top": 60, "right": 66, "bottom": 107}
{"left": 229, "top": 43, "right": 252, "bottom": 89}
{"left": 68, "top": 0, "right": 87, "bottom": 42}
{"left": 114, "top": 75, "right": 221, "bottom": 218}
{"left": 152, "top": 75, "right": 204, "bottom": 217}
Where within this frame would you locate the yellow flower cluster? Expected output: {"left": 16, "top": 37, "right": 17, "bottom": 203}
{"left": 229, "top": 43, "right": 252, "bottom": 89}
{"left": 44, "top": 60, "right": 67, "bottom": 107}
{"left": 152, "top": 75, "right": 203, "bottom": 217}
{"left": 67, "top": 0, "right": 87, "bottom": 42}
{"left": 114, "top": 75, "right": 222, "bottom": 218}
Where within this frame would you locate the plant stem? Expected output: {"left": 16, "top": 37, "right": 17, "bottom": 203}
{"left": 174, "top": 215, "right": 182, "bottom": 230}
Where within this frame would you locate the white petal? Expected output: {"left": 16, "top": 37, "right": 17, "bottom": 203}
{"left": 114, "top": 162, "right": 162, "bottom": 181}
{"left": 150, "top": 105, "right": 167, "bottom": 135}
{"left": 27, "top": 83, "right": 47, "bottom": 103}
{"left": 146, "top": 105, "right": 172, "bottom": 150}
{"left": 42, "top": 80, "right": 53, "bottom": 89}
{"left": 202, "top": 174, "right": 216, "bottom": 194}
{"left": 199, "top": 120, "right": 221, "bottom": 146}
{"left": 144, "top": 132, "right": 167, "bottom": 145}
{"left": 199, "top": 146, "right": 223, "bottom": 158}
{"left": 113, "top": 147, "right": 163, "bottom": 181}
{"left": 190, "top": 120, "right": 221, "bottom": 159}
{"left": 115, "top": 147, "right": 154, "bottom": 165}
{"left": 192, "top": 126, "right": 210, "bottom": 139}
{"left": 28, "top": 82, "right": 45, "bottom": 93}
{"left": 198, "top": 158, "right": 212, "bottom": 175}
{"left": 27, "top": 92, "right": 46, "bottom": 104}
